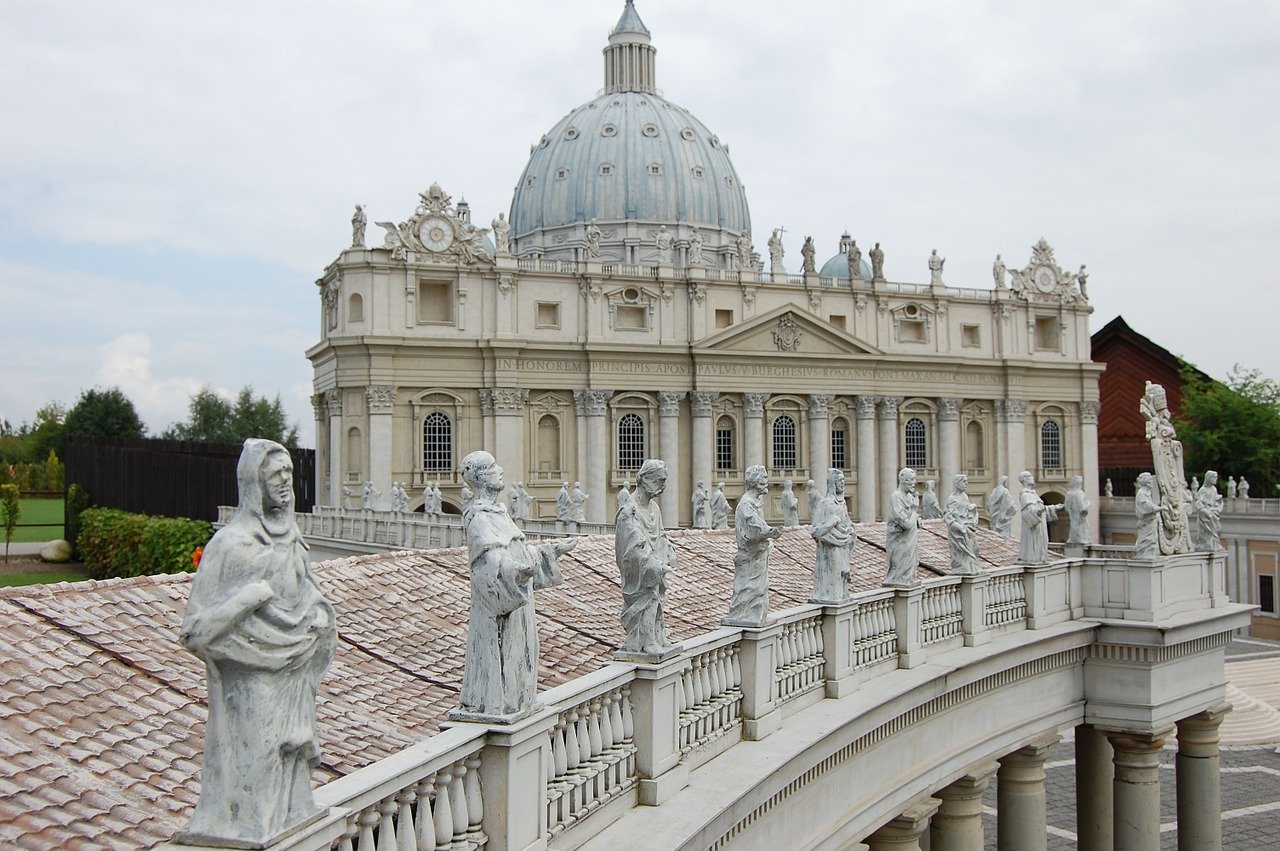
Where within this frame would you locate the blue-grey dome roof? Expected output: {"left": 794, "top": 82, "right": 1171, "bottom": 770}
{"left": 819, "top": 252, "right": 873, "bottom": 280}
{"left": 510, "top": 90, "right": 751, "bottom": 238}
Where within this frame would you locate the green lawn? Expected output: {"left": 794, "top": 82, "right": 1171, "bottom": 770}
{"left": 6, "top": 498, "right": 64, "bottom": 543}
{"left": 0, "top": 570, "right": 87, "bottom": 588}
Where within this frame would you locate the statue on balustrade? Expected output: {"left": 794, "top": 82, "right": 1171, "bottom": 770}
{"left": 725, "top": 465, "right": 783, "bottom": 627}
{"left": 517, "top": 483, "right": 534, "bottom": 522}
{"left": 870, "top": 242, "right": 885, "bottom": 282}
{"left": 884, "top": 468, "right": 923, "bottom": 586}
{"left": 614, "top": 460, "right": 678, "bottom": 659}
{"left": 1017, "top": 471, "right": 1060, "bottom": 565}
{"left": 847, "top": 240, "right": 863, "bottom": 281}
{"left": 569, "top": 482, "right": 589, "bottom": 523}
{"left": 692, "top": 480, "right": 709, "bottom": 528}
{"left": 768, "top": 227, "right": 785, "bottom": 275}
{"left": 1239, "top": 477, "right": 1250, "bottom": 500}
{"left": 920, "top": 480, "right": 942, "bottom": 520}
{"left": 927, "top": 249, "right": 945, "bottom": 286}
{"left": 1195, "top": 470, "right": 1224, "bottom": 552}
{"left": 455, "top": 451, "right": 576, "bottom": 720}
{"left": 811, "top": 468, "right": 854, "bottom": 603}
{"left": 341, "top": 485, "right": 352, "bottom": 510}
{"left": 1064, "top": 475, "right": 1091, "bottom": 545}
{"left": 460, "top": 484, "right": 474, "bottom": 511}
{"left": 1228, "top": 476, "right": 1238, "bottom": 499}
{"left": 617, "top": 478, "right": 632, "bottom": 512}
{"left": 492, "top": 212, "right": 511, "bottom": 256}
{"left": 361, "top": 480, "right": 378, "bottom": 511}
{"left": 556, "top": 481, "right": 571, "bottom": 522}
{"left": 1139, "top": 380, "right": 1192, "bottom": 554}
{"left": 711, "top": 482, "right": 730, "bottom": 530}
{"left": 985, "top": 475, "right": 1016, "bottom": 537}
{"left": 806, "top": 478, "right": 819, "bottom": 522}
{"left": 801, "top": 236, "right": 816, "bottom": 274}
{"left": 506, "top": 484, "right": 520, "bottom": 518}
{"left": 1104, "top": 478, "right": 1114, "bottom": 498}
{"left": 1135, "top": 472, "right": 1161, "bottom": 559}
{"left": 654, "top": 225, "right": 673, "bottom": 265}
{"left": 585, "top": 218, "right": 603, "bottom": 258}
{"left": 177, "top": 439, "right": 336, "bottom": 848}
{"left": 351, "top": 203, "right": 366, "bottom": 249}
{"left": 944, "top": 474, "right": 981, "bottom": 575}
{"left": 780, "top": 479, "right": 800, "bottom": 527}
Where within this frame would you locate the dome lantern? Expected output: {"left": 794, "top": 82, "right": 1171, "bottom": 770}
{"left": 604, "top": 1, "right": 657, "bottom": 95}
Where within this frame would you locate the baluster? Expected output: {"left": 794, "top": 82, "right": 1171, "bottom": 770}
{"left": 574, "top": 707, "right": 591, "bottom": 813}
{"left": 681, "top": 668, "right": 695, "bottom": 712}
{"left": 338, "top": 814, "right": 359, "bottom": 851}
{"left": 587, "top": 698, "right": 604, "bottom": 758}
{"left": 450, "top": 764, "right": 469, "bottom": 845}
{"left": 433, "top": 774, "right": 453, "bottom": 850}
{"left": 565, "top": 711, "right": 581, "bottom": 772}
{"left": 552, "top": 719, "right": 568, "bottom": 777}
{"left": 709, "top": 650, "right": 724, "bottom": 699}
{"left": 357, "top": 806, "right": 379, "bottom": 851}
{"left": 416, "top": 776, "right": 437, "bottom": 851}
{"left": 395, "top": 788, "right": 416, "bottom": 851}
{"left": 375, "top": 796, "right": 397, "bottom": 851}
{"left": 598, "top": 698, "right": 615, "bottom": 793}
{"left": 608, "top": 690, "right": 624, "bottom": 746}
{"left": 621, "top": 685, "right": 635, "bottom": 739}
{"left": 693, "top": 656, "right": 707, "bottom": 705}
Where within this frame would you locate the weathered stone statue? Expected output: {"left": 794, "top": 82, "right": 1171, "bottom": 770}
{"left": 1064, "top": 475, "right": 1091, "bottom": 545}
{"left": 768, "top": 228, "right": 785, "bottom": 275}
{"left": 870, "top": 242, "right": 885, "bottom": 282}
{"left": 518, "top": 483, "right": 534, "bottom": 521}
{"left": 1104, "top": 478, "right": 1114, "bottom": 498}
{"left": 801, "top": 236, "right": 816, "bottom": 274}
{"left": 780, "top": 480, "right": 800, "bottom": 527}
{"left": 993, "top": 254, "right": 1006, "bottom": 289}
{"left": 725, "top": 465, "right": 782, "bottom": 626}
{"left": 455, "top": 451, "right": 576, "bottom": 720}
{"left": 492, "top": 212, "right": 511, "bottom": 255}
{"left": 1227, "top": 476, "right": 1238, "bottom": 499}
{"left": 506, "top": 484, "right": 520, "bottom": 518}
{"left": 178, "top": 439, "right": 336, "bottom": 847}
{"left": 944, "top": 474, "right": 981, "bottom": 574}
{"left": 460, "top": 484, "right": 474, "bottom": 511}
{"left": 688, "top": 230, "right": 705, "bottom": 266}
{"left": 654, "top": 225, "right": 673, "bottom": 264}
{"left": 1191, "top": 475, "right": 1200, "bottom": 493}
{"left": 556, "top": 481, "right": 571, "bottom": 522}
{"left": 569, "top": 482, "right": 589, "bottom": 522}
{"left": 341, "top": 485, "right": 352, "bottom": 510}
{"left": 692, "top": 481, "right": 709, "bottom": 528}
{"left": 1017, "top": 471, "right": 1060, "bottom": 565}
{"left": 1139, "top": 381, "right": 1192, "bottom": 554}
{"left": 1077, "top": 264, "right": 1089, "bottom": 300}
{"left": 710, "top": 482, "right": 730, "bottom": 530}
{"left": 1195, "top": 470, "right": 1224, "bottom": 551}
{"left": 847, "top": 240, "right": 863, "bottom": 280}
{"left": 617, "top": 479, "right": 632, "bottom": 511}
{"left": 928, "top": 249, "right": 945, "bottom": 286}
{"left": 806, "top": 478, "right": 819, "bottom": 521}
{"left": 361, "top": 481, "right": 379, "bottom": 511}
{"left": 586, "top": 218, "right": 603, "bottom": 258}
{"left": 884, "top": 468, "right": 922, "bottom": 586}
{"left": 1135, "top": 472, "right": 1161, "bottom": 559}
{"left": 920, "top": 480, "right": 942, "bottom": 520}
{"left": 1239, "top": 477, "right": 1250, "bottom": 500}
{"left": 614, "top": 460, "right": 677, "bottom": 659}
{"left": 985, "top": 475, "right": 1016, "bottom": 537}
{"left": 351, "top": 204, "right": 366, "bottom": 248}
{"left": 811, "top": 468, "right": 854, "bottom": 603}
{"left": 736, "top": 234, "right": 752, "bottom": 270}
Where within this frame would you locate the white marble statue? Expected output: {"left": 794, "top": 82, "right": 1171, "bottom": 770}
{"left": 1227, "top": 476, "right": 1238, "bottom": 499}
{"left": 569, "top": 482, "right": 589, "bottom": 523}
{"left": 341, "top": 486, "right": 352, "bottom": 511}
{"left": 586, "top": 218, "right": 603, "bottom": 258}
{"left": 177, "top": 439, "right": 336, "bottom": 847}
{"left": 1077, "top": 264, "right": 1089, "bottom": 300}
{"left": 801, "top": 236, "right": 816, "bottom": 274}
{"left": 735, "top": 234, "right": 752, "bottom": 270}
{"left": 1139, "top": 381, "right": 1192, "bottom": 554}
{"left": 460, "top": 484, "right": 474, "bottom": 512}
{"left": 1135, "top": 472, "right": 1161, "bottom": 559}
{"left": 614, "top": 460, "right": 677, "bottom": 658}
{"left": 556, "top": 481, "right": 571, "bottom": 522}
{"left": 617, "top": 478, "right": 632, "bottom": 511}
{"left": 870, "top": 242, "right": 885, "bottom": 282}
{"left": 1195, "top": 471, "right": 1224, "bottom": 551}
{"left": 688, "top": 230, "right": 705, "bottom": 266}
{"left": 806, "top": 479, "right": 819, "bottom": 522}
{"left": 944, "top": 474, "right": 981, "bottom": 575}
{"left": 1017, "top": 471, "right": 1060, "bottom": 565}
{"left": 884, "top": 468, "right": 923, "bottom": 586}
{"left": 1239, "top": 477, "right": 1250, "bottom": 500}
{"left": 492, "top": 212, "right": 511, "bottom": 255}
{"left": 725, "top": 465, "right": 782, "bottom": 626}
{"left": 654, "top": 225, "right": 673, "bottom": 264}
{"left": 985, "top": 475, "right": 1016, "bottom": 537}
{"left": 780, "top": 479, "right": 800, "bottom": 528}
{"left": 692, "top": 481, "right": 709, "bottom": 528}
{"left": 351, "top": 204, "right": 366, "bottom": 248}
{"left": 455, "top": 451, "right": 576, "bottom": 720}
{"left": 993, "top": 254, "right": 1006, "bottom": 289}
{"left": 928, "top": 249, "right": 945, "bottom": 286}
{"left": 361, "top": 481, "right": 379, "bottom": 511}
{"left": 711, "top": 482, "right": 730, "bottom": 530}
{"left": 811, "top": 468, "right": 854, "bottom": 604}
{"left": 921, "top": 480, "right": 942, "bottom": 520}
{"left": 1190, "top": 476, "right": 1199, "bottom": 495}
{"left": 847, "top": 240, "right": 863, "bottom": 280}
{"left": 506, "top": 484, "right": 520, "bottom": 518}
{"left": 518, "top": 483, "right": 533, "bottom": 522}
{"left": 1104, "top": 478, "right": 1114, "bottom": 498}
{"left": 1064, "top": 475, "right": 1091, "bottom": 545}
{"left": 768, "top": 228, "right": 785, "bottom": 275}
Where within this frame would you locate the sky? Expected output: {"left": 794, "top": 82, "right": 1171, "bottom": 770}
{"left": 2, "top": 1, "right": 1277, "bottom": 447}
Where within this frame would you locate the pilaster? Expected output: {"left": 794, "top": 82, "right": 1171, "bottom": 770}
{"left": 491, "top": 388, "right": 528, "bottom": 487}
{"left": 878, "top": 396, "right": 902, "bottom": 520}
{"left": 366, "top": 385, "right": 396, "bottom": 510}
{"left": 325, "top": 392, "right": 343, "bottom": 507}
{"left": 657, "top": 391, "right": 685, "bottom": 527}
{"left": 807, "top": 394, "right": 833, "bottom": 498}
{"left": 627, "top": 655, "right": 693, "bottom": 805}
{"left": 743, "top": 393, "right": 767, "bottom": 472}
{"left": 735, "top": 622, "right": 784, "bottom": 740}
{"left": 855, "top": 395, "right": 878, "bottom": 522}
{"left": 689, "top": 391, "right": 716, "bottom": 504}
{"left": 938, "top": 397, "right": 962, "bottom": 501}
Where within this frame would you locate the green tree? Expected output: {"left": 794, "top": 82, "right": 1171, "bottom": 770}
{"left": 60, "top": 387, "right": 146, "bottom": 454}
{"left": 164, "top": 385, "right": 299, "bottom": 447}
{"left": 1, "top": 483, "right": 19, "bottom": 561}
{"left": 1176, "top": 365, "right": 1280, "bottom": 497}
{"left": 29, "top": 401, "right": 67, "bottom": 461}
{"left": 162, "top": 387, "right": 236, "bottom": 443}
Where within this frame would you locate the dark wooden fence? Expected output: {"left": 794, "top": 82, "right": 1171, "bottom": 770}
{"left": 65, "top": 436, "right": 315, "bottom": 522}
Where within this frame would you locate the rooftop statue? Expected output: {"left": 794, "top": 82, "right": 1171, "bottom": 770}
{"left": 361, "top": 480, "right": 379, "bottom": 511}
{"left": 780, "top": 479, "right": 800, "bottom": 528}
{"left": 920, "top": 480, "right": 942, "bottom": 520}
{"left": 993, "top": 254, "right": 1007, "bottom": 289}
{"left": 654, "top": 225, "right": 673, "bottom": 265}
{"left": 688, "top": 230, "right": 705, "bottom": 266}
{"left": 177, "top": 440, "right": 336, "bottom": 848}
{"left": 455, "top": 451, "right": 576, "bottom": 720}
{"left": 806, "top": 478, "right": 819, "bottom": 521}
{"left": 1227, "top": 476, "right": 1238, "bottom": 499}
{"left": 586, "top": 218, "right": 603, "bottom": 258}
{"left": 810, "top": 468, "right": 854, "bottom": 604}
{"left": 1135, "top": 472, "right": 1160, "bottom": 559}
{"left": 1139, "top": 381, "right": 1192, "bottom": 554}
{"left": 725, "top": 465, "right": 782, "bottom": 627}
{"left": 710, "top": 482, "right": 730, "bottom": 530}
{"left": 617, "top": 478, "right": 632, "bottom": 511}
{"left": 1239, "top": 477, "right": 1250, "bottom": 500}
{"left": 870, "top": 242, "right": 885, "bottom": 282}
{"left": 884, "top": 468, "right": 923, "bottom": 586}
{"left": 341, "top": 485, "right": 352, "bottom": 510}
{"left": 848, "top": 240, "right": 863, "bottom": 281}
{"left": 928, "top": 249, "right": 945, "bottom": 286}
{"left": 1065, "top": 475, "right": 1091, "bottom": 545}
{"left": 1104, "top": 478, "right": 1114, "bottom": 498}
{"left": 801, "top": 236, "right": 816, "bottom": 274}
{"left": 351, "top": 204, "right": 366, "bottom": 248}
{"left": 1195, "top": 471, "right": 1224, "bottom": 551}
{"left": 518, "top": 482, "right": 534, "bottom": 522}
{"left": 736, "top": 234, "right": 753, "bottom": 270}
{"left": 570, "top": 482, "right": 589, "bottom": 523}
{"left": 1017, "top": 471, "right": 1060, "bottom": 565}
{"left": 768, "top": 228, "right": 785, "bottom": 275}
{"left": 492, "top": 212, "right": 511, "bottom": 256}
{"left": 1077, "top": 264, "right": 1089, "bottom": 300}
{"left": 944, "top": 474, "right": 981, "bottom": 574}
{"left": 614, "top": 460, "right": 678, "bottom": 660}
{"left": 692, "top": 480, "right": 709, "bottom": 528}
{"left": 556, "top": 481, "right": 571, "bottom": 522}
{"left": 985, "top": 475, "right": 1016, "bottom": 537}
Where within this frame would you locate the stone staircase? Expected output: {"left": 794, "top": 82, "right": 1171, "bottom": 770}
{"left": 1220, "top": 658, "right": 1280, "bottom": 745}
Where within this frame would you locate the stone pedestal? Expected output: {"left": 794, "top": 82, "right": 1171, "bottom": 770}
{"left": 1107, "top": 728, "right": 1171, "bottom": 851}
{"left": 930, "top": 765, "right": 996, "bottom": 851}
{"left": 1075, "top": 723, "right": 1114, "bottom": 851}
{"left": 996, "top": 735, "right": 1057, "bottom": 851}
{"left": 734, "top": 622, "right": 784, "bottom": 740}
{"left": 622, "top": 654, "right": 691, "bottom": 805}
{"left": 1176, "top": 706, "right": 1228, "bottom": 851}
{"left": 865, "top": 797, "right": 941, "bottom": 851}
{"left": 957, "top": 574, "right": 991, "bottom": 647}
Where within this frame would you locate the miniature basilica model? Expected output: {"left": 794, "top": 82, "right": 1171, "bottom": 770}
{"left": 309, "top": 1, "right": 1101, "bottom": 531}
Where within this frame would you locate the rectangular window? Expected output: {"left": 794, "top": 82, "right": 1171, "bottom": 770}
{"left": 831, "top": 428, "right": 847, "bottom": 470}
{"left": 1035, "top": 315, "right": 1060, "bottom": 351}
{"left": 898, "top": 319, "right": 926, "bottom": 343}
{"left": 828, "top": 314, "right": 846, "bottom": 330}
{"left": 961, "top": 324, "right": 981, "bottom": 348}
{"left": 1260, "top": 574, "right": 1276, "bottom": 614}
{"left": 716, "top": 427, "right": 734, "bottom": 471}
{"left": 715, "top": 309, "right": 734, "bottom": 329}
{"left": 615, "top": 305, "right": 647, "bottom": 330}
{"left": 536, "top": 301, "right": 561, "bottom": 329}
{"left": 417, "top": 281, "right": 454, "bottom": 324}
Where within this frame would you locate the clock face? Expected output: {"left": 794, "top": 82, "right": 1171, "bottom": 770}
{"left": 1033, "top": 265, "right": 1057, "bottom": 293}
{"left": 419, "top": 216, "right": 454, "bottom": 252}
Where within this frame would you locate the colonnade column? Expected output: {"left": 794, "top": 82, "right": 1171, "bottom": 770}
{"left": 312, "top": 394, "right": 325, "bottom": 505}
{"left": 808, "top": 394, "right": 833, "bottom": 494}
{"left": 743, "top": 393, "right": 767, "bottom": 472}
{"left": 938, "top": 397, "right": 962, "bottom": 500}
{"left": 864, "top": 798, "right": 940, "bottom": 851}
{"left": 1079, "top": 401, "right": 1101, "bottom": 543}
{"left": 366, "top": 386, "right": 396, "bottom": 511}
{"left": 930, "top": 764, "right": 996, "bottom": 851}
{"left": 1176, "top": 706, "right": 1228, "bottom": 851}
{"left": 855, "top": 395, "right": 879, "bottom": 521}
{"left": 491, "top": 388, "right": 528, "bottom": 494}
{"left": 1075, "top": 723, "right": 1114, "bottom": 851}
{"left": 689, "top": 392, "right": 716, "bottom": 508}
{"left": 1003, "top": 398, "right": 1027, "bottom": 539}
{"left": 1106, "top": 728, "right": 1171, "bottom": 851}
{"left": 878, "top": 396, "right": 903, "bottom": 520}
{"left": 657, "top": 392, "right": 685, "bottom": 528}
{"left": 996, "top": 734, "right": 1057, "bottom": 851}
{"left": 326, "top": 392, "right": 343, "bottom": 507}
{"left": 574, "top": 388, "right": 613, "bottom": 524}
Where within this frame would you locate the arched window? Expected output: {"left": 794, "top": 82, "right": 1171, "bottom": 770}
{"left": 905, "top": 417, "right": 928, "bottom": 469}
{"left": 772, "top": 415, "right": 797, "bottom": 469}
{"left": 830, "top": 417, "right": 849, "bottom": 470}
{"left": 537, "top": 415, "right": 561, "bottom": 474}
{"left": 964, "top": 421, "right": 984, "bottom": 471}
{"left": 348, "top": 293, "right": 364, "bottom": 323}
{"left": 346, "top": 427, "right": 362, "bottom": 478}
{"left": 423, "top": 412, "right": 452, "bottom": 471}
{"left": 1040, "top": 421, "right": 1062, "bottom": 469}
{"left": 715, "top": 415, "right": 736, "bottom": 471}
{"left": 618, "top": 412, "right": 645, "bottom": 470}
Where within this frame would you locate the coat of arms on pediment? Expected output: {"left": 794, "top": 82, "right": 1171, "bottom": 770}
{"left": 1008, "top": 239, "right": 1082, "bottom": 303}
{"left": 772, "top": 314, "right": 803, "bottom": 352}
{"left": 373, "top": 182, "right": 495, "bottom": 267}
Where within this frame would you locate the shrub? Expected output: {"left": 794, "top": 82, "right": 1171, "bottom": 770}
{"left": 78, "top": 508, "right": 212, "bottom": 579}
{"left": 64, "top": 484, "right": 90, "bottom": 559}
{"left": 1, "top": 484, "right": 19, "bottom": 561}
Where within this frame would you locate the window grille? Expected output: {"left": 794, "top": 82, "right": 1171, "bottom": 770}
{"left": 618, "top": 413, "right": 645, "bottom": 470}
{"left": 423, "top": 412, "right": 452, "bottom": 471}
{"left": 831, "top": 426, "right": 847, "bottom": 470}
{"left": 905, "top": 417, "right": 928, "bottom": 469}
{"left": 716, "top": 416, "right": 735, "bottom": 471}
{"left": 1040, "top": 421, "right": 1062, "bottom": 469}
{"left": 772, "top": 415, "right": 797, "bottom": 469}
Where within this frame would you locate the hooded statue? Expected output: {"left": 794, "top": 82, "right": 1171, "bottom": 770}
{"left": 178, "top": 439, "right": 336, "bottom": 847}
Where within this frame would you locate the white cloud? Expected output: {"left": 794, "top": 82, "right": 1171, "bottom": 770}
{"left": 94, "top": 333, "right": 207, "bottom": 430}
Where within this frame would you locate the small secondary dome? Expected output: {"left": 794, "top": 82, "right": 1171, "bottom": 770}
{"left": 819, "top": 232, "right": 873, "bottom": 279}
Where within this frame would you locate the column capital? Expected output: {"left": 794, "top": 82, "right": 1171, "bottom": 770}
{"left": 311, "top": 393, "right": 325, "bottom": 418}
{"left": 324, "top": 391, "right": 343, "bottom": 417}
{"left": 689, "top": 391, "right": 717, "bottom": 417}
{"left": 854, "top": 395, "right": 880, "bottom": 420}
{"left": 878, "top": 396, "right": 903, "bottom": 421}
{"left": 807, "top": 394, "right": 834, "bottom": 417}
{"left": 657, "top": 391, "right": 685, "bottom": 417}
{"left": 742, "top": 392, "right": 768, "bottom": 417}
{"left": 573, "top": 388, "right": 613, "bottom": 416}
{"left": 938, "top": 397, "right": 963, "bottom": 421}
{"left": 366, "top": 385, "right": 397, "bottom": 414}
{"left": 1103, "top": 727, "right": 1174, "bottom": 754}
{"left": 997, "top": 397, "right": 1027, "bottom": 423}
{"left": 1176, "top": 705, "right": 1229, "bottom": 758}
{"left": 938, "top": 762, "right": 998, "bottom": 799}
{"left": 866, "top": 797, "right": 941, "bottom": 846}
{"left": 478, "top": 388, "right": 494, "bottom": 416}
{"left": 1079, "top": 400, "right": 1100, "bottom": 424}
{"left": 491, "top": 387, "right": 529, "bottom": 415}
{"left": 1000, "top": 733, "right": 1060, "bottom": 769}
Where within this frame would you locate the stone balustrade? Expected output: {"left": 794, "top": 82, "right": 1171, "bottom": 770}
{"left": 676, "top": 630, "right": 743, "bottom": 761}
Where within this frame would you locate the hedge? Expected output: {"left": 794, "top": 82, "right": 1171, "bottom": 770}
{"left": 78, "top": 508, "right": 212, "bottom": 580}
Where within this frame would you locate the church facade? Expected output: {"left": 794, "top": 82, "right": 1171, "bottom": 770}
{"left": 308, "top": 1, "right": 1101, "bottom": 530}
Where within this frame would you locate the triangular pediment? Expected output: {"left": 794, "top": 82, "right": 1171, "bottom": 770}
{"left": 693, "top": 305, "right": 882, "bottom": 356}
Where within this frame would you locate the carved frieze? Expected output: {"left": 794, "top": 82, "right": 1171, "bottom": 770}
{"left": 807, "top": 394, "right": 834, "bottom": 417}
{"left": 1003, "top": 398, "right": 1027, "bottom": 423}
{"left": 497, "top": 274, "right": 516, "bottom": 298}
{"left": 1079, "top": 400, "right": 1100, "bottom": 425}
{"left": 478, "top": 388, "right": 494, "bottom": 416}
{"left": 324, "top": 392, "right": 343, "bottom": 418}
{"left": 573, "top": 388, "right": 614, "bottom": 416}
{"left": 366, "top": 386, "right": 397, "bottom": 415}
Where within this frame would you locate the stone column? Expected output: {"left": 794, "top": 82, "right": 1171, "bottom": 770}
{"left": 479, "top": 389, "right": 496, "bottom": 454}
{"left": 326, "top": 392, "right": 343, "bottom": 507}
{"left": 938, "top": 397, "right": 962, "bottom": 500}
{"left": 366, "top": 386, "right": 396, "bottom": 511}
{"left": 996, "top": 735, "right": 1057, "bottom": 851}
{"left": 743, "top": 393, "right": 767, "bottom": 471}
{"left": 1075, "top": 723, "right": 1114, "bottom": 851}
{"left": 491, "top": 388, "right": 528, "bottom": 490}
{"left": 878, "top": 396, "right": 903, "bottom": 520}
{"left": 574, "top": 389, "right": 613, "bottom": 524}
{"left": 864, "top": 797, "right": 941, "bottom": 851}
{"left": 690, "top": 391, "right": 716, "bottom": 503}
{"left": 1079, "top": 401, "right": 1101, "bottom": 543}
{"left": 657, "top": 392, "right": 685, "bottom": 527}
{"left": 1176, "top": 706, "right": 1228, "bottom": 851}
{"left": 808, "top": 394, "right": 833, "bottom": 498}
{"left": 931, "top": 764, "right": 997, "bottom": 851}
{"left": 1003, "top": 398, "right": 1027, "bottom": 539}
{"left": 312, "top": 393, "right": 325, "bottom": 505}
{"left": 855, "top": 395, "right": 879, "bottom": 521}
{"left": 1107, "top": 728, "right": 1171, "bottom": 851}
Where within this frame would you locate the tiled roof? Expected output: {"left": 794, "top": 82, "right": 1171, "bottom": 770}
{"left": 0, "top": 523, "right": 1021, "bottom": 849}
